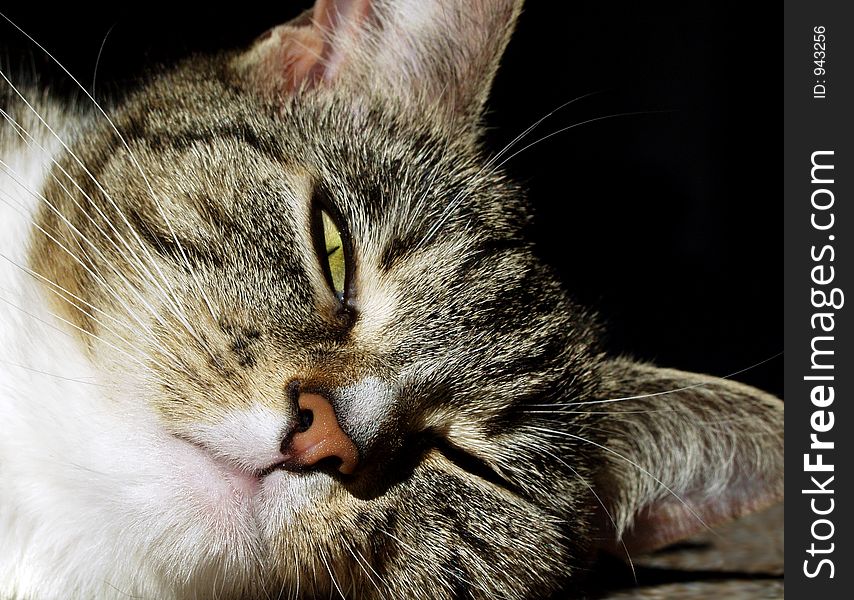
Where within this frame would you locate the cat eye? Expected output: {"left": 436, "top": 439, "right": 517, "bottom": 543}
{"left": 311, "top": 203, "right": 350, "bottom": 300}
{"left": 429, "top": 434, "right": 525, "bottom": 498}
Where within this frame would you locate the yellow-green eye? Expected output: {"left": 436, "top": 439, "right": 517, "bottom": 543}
{"left": 320, "top": 209, "right": 346, "bottom": 296}
{"left": 312, "top": 204, "right": 350, "bottom": 300}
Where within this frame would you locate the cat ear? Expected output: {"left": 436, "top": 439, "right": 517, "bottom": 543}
{"left": 592, "top": 358, "right": 784, "bottom": 555}
{"left": 233, "top": 0, "right": 524, "bottom": 125}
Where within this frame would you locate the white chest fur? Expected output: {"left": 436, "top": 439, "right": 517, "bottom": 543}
{"left": 0, "top": 99, "right": 162, "bottom": 599}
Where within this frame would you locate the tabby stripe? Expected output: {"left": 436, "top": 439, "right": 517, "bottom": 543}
{"left": 128, "top": 123, "right": 283, "bottom": 161}
{"left": 127, "top": 209, "right": 223, "bottom": 267}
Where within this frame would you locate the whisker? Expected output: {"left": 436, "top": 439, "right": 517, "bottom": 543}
{"left": 540, "top": 352, "right": 783, "bottom": 408}
{"left": 416, "top": 92, "right": 617, "bottom": 249}
{"left": 0, "top": 115, "right": 198, "bottom": 366}
{"left": 102, "top": 579, "right": 145, "bottom": 600}
{"left": 91, "top": 21, "right": 118, "bottom": 98}
{"left": 492, "top": 110, "right": 673, "bottom": 172}
{"left": 0, "top": 14, "right": 220, "bottom": 328}
{"left": 523, "top": 408, "right": 676, "bottom": 415}
{"left": 0, "top": 356, "right": 106, "bottom": 387}
{"left": 0, "top": 180, "right": 158, "bottom": 335}
{"left": 346, "top": 542, "right": 387, "bottom": 600}
{"left": 8, "top": 269, "right": 167, "bottom": 370}
{"left": 280, "top": 545, "right": 300, "bottom": 600}
{"left": 0, "top": 106, "right": 177, "bottom": 322}
{"left": 375, "top": 527, "right": 505, "bottom": 599}
{"left": 416, "top": 92, "right": 601, "bottom": 250}
{"left": 525, "top": 425, "right": 712, "bottom": 535}
{"left": 0, "top": 70, "right": 178, "bottom": 298}
{"left": 0, "top": 90, "right": 199, "bottom": 342}
{"left": 0, "top": 66, "right": 214, "bottom": 355}
{"left": 0, "top": 244, "right": 145, "bottom": 339}
{"left": 319, "top": 549, "right": 346, "bottom": 600}
{"left": 486, "top": 91, "right": 605, "bottom": 170}
{"left": 537, "top": 446, "right": 636, "bottom": 583}
{"left": 0, "top": 288, "right": 158, "bottom": 376}
{"left": 341, "top": 542, "right": 371, "bottom": 597}
{"left": 419, "top": 109, "right": 672, "bottom": 251}
{"left": 0, "top": 171, "right": 184, "bottom": 358}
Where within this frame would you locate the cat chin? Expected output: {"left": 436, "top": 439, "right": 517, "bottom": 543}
{"left": 0, "top": 420, "right": 316, "bottom": 599}
{"left": 164, "top": 431, "right": 336, "bottom": 523}
{"left": 163, "top": 432, "right": 262, "bottom": 511}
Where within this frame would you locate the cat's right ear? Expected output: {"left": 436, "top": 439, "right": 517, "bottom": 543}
{"left": 590, "top": 358, "right": 784, "bottom": 555}
{"left": 233, "top": 0, "right": 524, "bottom": 127}
{"left": 233, "top": 2, "right": 371, "bottom": 94}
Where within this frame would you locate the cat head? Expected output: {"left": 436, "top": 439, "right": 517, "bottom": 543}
{"left": 28, "top": 1, "right": 783, "bottom": 597}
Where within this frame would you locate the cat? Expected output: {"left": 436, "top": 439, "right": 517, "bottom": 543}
{"left": 0, "top": 1, "right": 783, "bottom": 599}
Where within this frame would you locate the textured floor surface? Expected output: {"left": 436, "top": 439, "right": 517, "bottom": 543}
{"left": 586, "top": 502, "right": 784, "bottom": 599}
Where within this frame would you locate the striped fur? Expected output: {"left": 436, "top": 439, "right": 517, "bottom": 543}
{"left": 0, "top": 2, "right": 782, "bottom": 598}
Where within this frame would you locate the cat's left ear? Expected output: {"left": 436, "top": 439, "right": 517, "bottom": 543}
{"left": 591, "top": 358, "right": 784, "bottom": 554}
{"left": 233, "top": 0, "right": 524, "bottom": 127}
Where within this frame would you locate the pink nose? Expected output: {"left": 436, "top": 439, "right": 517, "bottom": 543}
{"left": 283, "top": 393, "right": 359, "bottom": 475}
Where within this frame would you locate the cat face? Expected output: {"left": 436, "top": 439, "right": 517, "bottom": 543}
{"left": 32, "top": 57, "right": 599, "bottom": 598}
{"left": 18, "top": 1, "right": 782, "bottom": 598}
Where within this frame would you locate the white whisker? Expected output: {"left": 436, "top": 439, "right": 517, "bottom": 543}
{"left": 375, "top": 527, "right": 503, "bottom": 599}
{"left": 487, "top": 91, "right": 605, "bottom": 169}
{"left": 0, "top": 15, "right": 219, "bottom": 328}
{"left": 0, "top": 111, "right": 208, "bottom": 366}
{"left": 523, "top": 408, "right": 676, "bottom": 415}
{"left": 345, "top": 542, "right": 387, "bottom": 600}
{"left": 91, "top": 22, "right": 118, "bottom": 98}
{"left": 420, "top": 108, "right": 672, "bottom": 251}
{"left": 0, "top": 237, "right": 144, "bottom": 340}
{"left": 538, "top": 446, "right": 636, "bottom": 582}
{"left": 540, "top": 352, "right": 783, "bottom": 408}
{"left": 0, "top": 179, "right": 158, "bottom": 335}
{"left": 0, "top": 87, "right": 199, "bottom": 340}
{"left": 0, "top": 107, "right": 182, "bottom": 323}
{"left": 526, "top": 425, "right": 711, "bottom": 534}
{"left": 319, "top": 549, "right": 346, "bottom": 600}
{"left": 0, "top": 66, "right": 214, "bottom": 355}
{"left": 0, "top": 288, "right": 158, "bottom": 376}
{"left": 0, "top": 355, "right": 105, "bottom": 387}
{"left": 0, "top": 258, "right": 169, "bottom": 369}
{"left": 417, "top": 92, "right": 603, "bottom": 249}
{"left": 0, "top": 169, "right": 186, "bottom": 355}
{"left": 492, "top": 110, "right": 672, "bottom": 172}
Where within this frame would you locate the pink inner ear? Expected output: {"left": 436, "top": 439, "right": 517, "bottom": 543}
{"left": 311, "top": 0, "right": 374, "bottom": 82}
{"left": 246, "top": 0, "right": 374, "bottom": 92}
{"left": 613, "top": 484, "right": 781, "bottom": 555}
{"left": 277, "top": 26, "right": 327, "bottom": 89}
{"left": 620, "top": 500, "right": 733, "bottom": 554}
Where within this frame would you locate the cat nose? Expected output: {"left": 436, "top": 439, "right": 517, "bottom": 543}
{"left": 281, "top": 393, "right": 359, "bottom": 475}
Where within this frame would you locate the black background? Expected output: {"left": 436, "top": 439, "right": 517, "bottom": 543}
{"left": 0, "top": 2, "right": 781, "bottom": 396}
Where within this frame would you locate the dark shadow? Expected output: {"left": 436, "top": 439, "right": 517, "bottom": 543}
{"left": 568, "top": 554, "right": 783, "bottom": 599}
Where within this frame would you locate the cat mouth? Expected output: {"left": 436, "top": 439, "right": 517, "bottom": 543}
{"left": 170, "top": 434, "right": 285, "bottom": 497}
{"left": 170, "top": 430, "right": 345, "bottom": 489}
